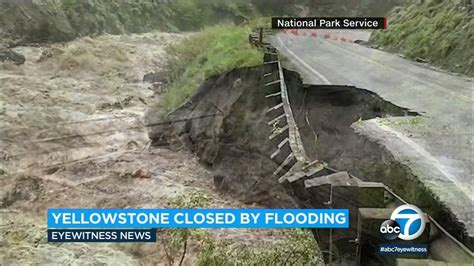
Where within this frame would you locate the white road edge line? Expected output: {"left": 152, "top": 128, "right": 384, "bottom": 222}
{"left": 276, "top": 33, "right": 472, "bottom": 200}
{"left": 276, "top": 35, "right": 331, "bottom": 85}
{"left": 325, "top": 37, "right": 474, "bottom": 102}
{"left": 373, "top": 121, "right": 473, "bottom": 200}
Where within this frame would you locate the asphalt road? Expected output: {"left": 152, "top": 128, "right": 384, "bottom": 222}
{"left": 271, "top": 29, "right": 473, "bottom": 236}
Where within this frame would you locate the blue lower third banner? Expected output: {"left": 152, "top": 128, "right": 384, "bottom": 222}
{"left": 48, "top": 209, "right": 349, "bottom": 229}
{"left": 48, "top": 229, "right": 157, "bottom": 242}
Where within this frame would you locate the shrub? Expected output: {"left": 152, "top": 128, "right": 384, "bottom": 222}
{"left": 197, "top": 229, "right": 323, "bottom": 266}
{"left": 160, "top": 192, "right": 323, "bottom": 265}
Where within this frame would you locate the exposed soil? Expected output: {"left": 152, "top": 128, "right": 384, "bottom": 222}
{"left": 147, "top": 66, "right": 295, "bottom": 208}
{"left": 155, "top": 65, "right": 472, "bottom": 250}
{"left": 288, "top": 81, "right": 418, "bottom": 181}
{"left": 287, "top": 81, "right": 470, "bottom": 246}
{"left": 150, "top": 66, "right": 418, "bottom": 208}
{"left": 153, "top": 67, "right": 420, "bottom": 210}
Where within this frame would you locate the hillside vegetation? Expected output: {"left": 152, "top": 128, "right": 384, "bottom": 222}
{"left": 1, "top": 0, "right": 407, "bottom": 47}
{"left": 0, "top": 0, "right": 254, "bottom": 46}
{"left": 163, "top": 24, "right": 263, "bottom": 110}
{"left": 371, "top": 0, "right": 473, "bottom": 76}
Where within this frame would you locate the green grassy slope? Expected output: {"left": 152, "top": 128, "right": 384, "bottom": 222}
{"left": 163, "top": 24, "right": 263, "bottom": 110}
{"left": 371, "top": 0, "right": 473, "bottom": 76}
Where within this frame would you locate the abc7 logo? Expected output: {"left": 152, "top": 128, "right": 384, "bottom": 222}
{"left": 380, "top": 205, "right": 427, "bottom": 241}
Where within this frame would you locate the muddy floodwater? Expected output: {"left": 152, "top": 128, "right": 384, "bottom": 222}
{"left": 0, "top": 32, "right": 286, "bottom": 265}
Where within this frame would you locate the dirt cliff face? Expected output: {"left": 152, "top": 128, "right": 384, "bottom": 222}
{"left": 147, "top": 65, "right": 420, "bottom": 209}
{"left": 147, "top": 66, "right": 295, "bottom": 208}
{"left": 288, "top": 83, "right": 417, "bottom": 181}
{"left": 151, "top": 65, "right": 470, "bottom": 247}
{"left": 149, "top": 66, "right": 418, "bottom": 204}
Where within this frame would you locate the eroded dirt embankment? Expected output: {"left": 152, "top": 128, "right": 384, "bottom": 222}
{"left": 147, "top": 66, "right": 295, "bottom": 208}
{"left": 154, "top": 66, "right": 470, "bottom": 247}
{"left": 150, "top": 66, "right": 418, "bottom": 207}
{"left": 287, "top": 80, "right": 470, "bottom": 244}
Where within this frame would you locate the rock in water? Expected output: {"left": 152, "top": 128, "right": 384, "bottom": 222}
{"left": 143, "top": 71, "right": 166, "bottom": 83}
{"left": 0, "top": 49, "right": 26, "bottom": 65}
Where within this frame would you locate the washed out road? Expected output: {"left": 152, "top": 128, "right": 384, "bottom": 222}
{"left": 271, "top": 29, "right": 474, "bottom": 237}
